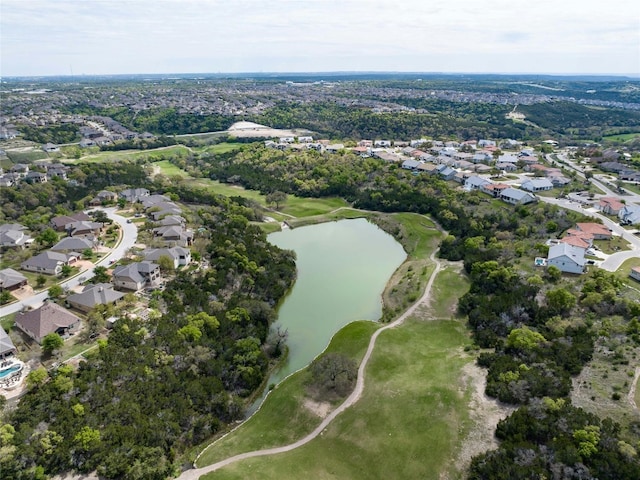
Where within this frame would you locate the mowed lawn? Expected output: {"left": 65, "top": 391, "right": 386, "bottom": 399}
{"left": 195, "top": 321, "right": 379, "bottom": 467}
{"left": 201, "top": 319, "right": 473, "bottom": 480}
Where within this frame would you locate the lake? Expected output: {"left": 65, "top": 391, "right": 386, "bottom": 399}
{"left": 249, "top": 218, "right": 406, "bottom": 411}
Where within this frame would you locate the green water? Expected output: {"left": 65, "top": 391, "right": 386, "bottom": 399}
{"left": 264, "top": 217, "right": 406, "bottom": 389}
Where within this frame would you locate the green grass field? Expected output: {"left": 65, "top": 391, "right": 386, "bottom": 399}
{"left": 603, "top": 132, "right": 640, "bottom": 142}
{"left": 195, "top": 321, "right": 379, "bottom": 467}
{"left": 201, "top": 319, "right": 473, "bottom": 480}
{"left": 152, "top": 159, "right": 190, "bottom": 178}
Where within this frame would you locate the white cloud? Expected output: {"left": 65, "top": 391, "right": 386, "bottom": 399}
{"left": 1, "top": 0, "right": 638, "bottom": 75}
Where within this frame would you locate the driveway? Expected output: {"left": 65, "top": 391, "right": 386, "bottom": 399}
{"left": 0, "top": 208, "right": 138, "bottom": 317}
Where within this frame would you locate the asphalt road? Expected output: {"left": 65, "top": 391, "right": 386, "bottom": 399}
{"left": 0, "top": 207, "right": 138, "bottom": 317}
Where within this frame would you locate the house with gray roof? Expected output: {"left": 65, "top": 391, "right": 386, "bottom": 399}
{"left": 143, "top": 247, "right": 191, "bottom": 269}
{"left": 112, "top": 261, "right": 160, "bottom": 291}
{"left": 0, "top": 327, "right": 16, "bottom": 359}
{"left": 120, "top": 188, "right": 150, "bottom": 203}
{"left": 21, "top": 251, "right": 77, "bottom": 275}
{"left": 500, "top": 188, "right": 537, "bottom": 205}
{"left": 156, "top": 215, "right": 186, "bottom": 227}
{"left": 0, "top": 268, "right": 28, "bottom": 291}
{"left": 547, "top": 243, "right": 586, "bottom": 274}
{"left": 401, "top": 159, "right": 421, "bottom": 170}
{"left": 67, "top": 283, "right": 125, "bottom": 313}
{"left": 0, "top": 225, "right": 32, "bottom": 249}
{"left": 50, "top": 212, "right": 92, "bottom": 231}
{"left": 51, "top": 237, "right": 95, "bottom": 253}
{"left": 619, "top": 204, "right": 640, "bottom": 225}
{"left": 152, "top": 225, "right": 194, "bottom": 246}
{"left": 65, "top": 220, "right": 103, "bottom": 237}
{"left": 141, "top": 194, "right": 171, "bottom": 209}
{"left": 464, "top": 175, "right": 490, "bottom": 191}
{"left": 15, "top": 301, "right": 81, "bottom": 344}
{"left": 521, "top": 178, "right": 554, "bottom": 192}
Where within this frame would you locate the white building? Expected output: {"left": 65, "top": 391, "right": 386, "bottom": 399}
{"left": 547, "top": 243, "right": 586, "bottom": 274}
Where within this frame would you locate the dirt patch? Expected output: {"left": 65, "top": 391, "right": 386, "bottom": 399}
{"left": 51, "top": 472, "right": 99, "bottom": 480}
{"left": 227, "top": 121, "right": 312, "bottom": 139}
{"left": 303, "top": 398, "right": 332, "bottom": 418}
{"left": 627, "top": 366, "right": 640, "bottom": 410}
{"left": 453, "top": 362, "right": 514, "bottom": 474}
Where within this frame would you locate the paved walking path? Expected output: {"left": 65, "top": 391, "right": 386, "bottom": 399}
{"left": 176, "top": 251, "right": 443, "bottom": 479}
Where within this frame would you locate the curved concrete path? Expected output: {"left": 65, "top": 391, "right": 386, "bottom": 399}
{"left": 176, "top": 251, "right": 444, "bottom": 480}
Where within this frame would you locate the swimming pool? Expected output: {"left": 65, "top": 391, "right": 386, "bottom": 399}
{"left": 0, "top": 364, "right": 22, "bottom": 379}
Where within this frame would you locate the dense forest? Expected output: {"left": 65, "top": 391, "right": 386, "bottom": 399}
{"left": 0, "top": 170, "right": 296, "bottom": 479}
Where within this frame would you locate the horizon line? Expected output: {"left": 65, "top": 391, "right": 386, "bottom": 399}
{"left": 2, "top": 70, "right": 639, "bottom": 80}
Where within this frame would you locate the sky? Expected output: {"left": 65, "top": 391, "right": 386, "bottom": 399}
{"left": 1, "top": 0, "right": 639, "bottom": 77}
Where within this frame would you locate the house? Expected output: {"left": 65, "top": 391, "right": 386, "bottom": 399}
{"left": 0, "top": 225, "right": 32, "bottom": 249}
{"left": 630, "top": 267, "right": 640, "bottom": 282}
{"left": 50, "top": 237, "right": 95, "bottom": 253}
{"left": 416, "top": 163, "right": 438, "bottom": 174}
{"left": 15, "top": 302, "right": 81, "bottom": 344}
{"left": 464, "top": 176, "right": 490, "bottom": 191}
{"left": 496, "top": 162, "right": 517, "bottom": 172}
{"left": 564, "top": 229, "right": 594, "bottom": 247}
{"left": 156, "top": 215, "right": 186, "bottom": 227}
{"left": 401, "top": 159, "right": 421, "bottom": 170}
{"left": 575, "top": 222, "right": 612, "bottom": 240}
{"left": 521, "top": 179, "right": 554, "bottom": 192}
{"left": 599, "top": 197, "right": 625, "bottom": 215}
{"left": 50, "top": 212, "right": 92, "bottom": 231}
{"left": 152, "top": 225, "right": 194, "bottom": 246}
{"left": 474, "top": 164, "right": 492, "bottom": 174}
{"left": 0, "top": 327, "right": 16, "bottom": 359}
{"left": 547, "top": 243, "right": 586, "bottom": 274}
{"left": 480, "top": 183, "right": 509, "bottom": 198}
{"left": 42, "top": 143, "right": 60, "bottom": 153}
{"left": 10, "top": 164, "right": 29, "bottom": 176}
{"left": 0, "top": 268, "right": 28, "bottom": 291}
{"left": 65, "top": 220, "right": 103, "bottom": 237}
{"left": 560, "top": 236, "right": 591, "bottom": 249}
{"left": 79, "top": 138, "right": 96, "bottom": 148}
{"left": 140, "top": 195, "right": 171, "bottom": 209}
{"left": 112, "top": 261, "right": 160, "bottom": 291}
{"left": 25, "top": 171, "right": 48, "bottom": 183}
{"left": 619, "top": 204, "right": 640, "bottom": 225}
{"left": 549, "top": 175, "right": 571, "bottom": 187}
{"left": 374, "top": 140, "right": 391, "bottom": 147}
{"left": 478, "top": 139, "right": 496, "bottom": 148}
{"left": 120, "top": 188, "right": 150, "bottom": 203}
{"left": 500, "top": 188, "right": 537, "bottom": 205}
{"left": 325, "top": 144, "right": 345, "bottom": 153}
{"left": 472, "top": 152, "right": 493, "bottom": 164}
{"left": 143, "top": 247, "right": 191, "bottom": 269}
{"left": 89, "top": 190, "right": 118, "bottom": 206}
{"left": 438, "top": 166, "right": 456, "bottom": 181}
{"left": 21, "top": 251, "right": 76, "bottom": 275}
{"left": 67, "top": 283, "right": 125, "bottom": 313}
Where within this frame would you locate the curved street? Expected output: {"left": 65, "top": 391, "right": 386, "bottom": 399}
{"left": 0, "top": 207, "right": 138, "bottom": 317}
{"left": 177, "top": 250, "right": 444, "bottom": 480}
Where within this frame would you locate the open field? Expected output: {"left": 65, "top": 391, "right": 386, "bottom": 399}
{"left": 66, "top": 145, "right": 192, "bottom": 164}
{"left": 194, "top": 321, "right": 379, "bottom": 467}
{"left": 152, "top": 159, "right": 190, "bottom": 178}
{"left": 603, "top": 132, "right": 640, "bottom": 142}
{"left": 200, "top": 319, "right": 474, "bottom": 480}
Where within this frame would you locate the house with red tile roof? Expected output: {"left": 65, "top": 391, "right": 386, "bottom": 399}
{"left": 575, "top": 222, "right": 612, "bottom": 240}
{"left": 598, "top": 197, "right": 625, "bottom": 215}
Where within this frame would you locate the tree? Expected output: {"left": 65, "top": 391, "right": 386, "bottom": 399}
{"left": 266, "top": 191, "right": 287, "bottom": 210}
{"left": 0, "top": 290, "right": 13, "bottom": 305}
{"left": 48, "top": 284, "right": 64, "bottom": 300}
{"left": 26, "top": 367, "right": 48, "bottom": 388}
{"left": 36, "top": 275, "right": 47, "bottom": 288}
{"left": 36, "top": 227, "right": 58, "bottom": 247}
{"left": 546, "top": 288, "right": 577, "bottom": 316}
{"left": 91, "top": 266, "right": 110, "bottom": 284}
{"left": 309, "top": 353, "right": 357, "bottom": 399}
{"left": 41, "top": 332, "right": 64, "bottom": 355}
{"left": 156, "top": 254, "right": 175, "bottom": 272}
{"left": 60, "top": 264, "right": 73, "bottom": 278}
{"left": 546, "top": 265, "right": 562, "bottom": 282}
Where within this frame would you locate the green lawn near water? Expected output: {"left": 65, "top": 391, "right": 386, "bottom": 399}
{"left": 195, "top": 321, "right": 379, "bottom": 467}
{"left": 201, "top": 318, "right": 473, "bottom": 480}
